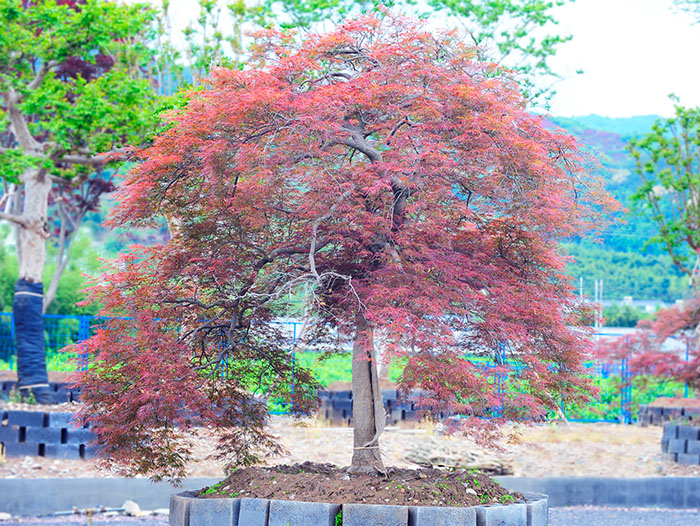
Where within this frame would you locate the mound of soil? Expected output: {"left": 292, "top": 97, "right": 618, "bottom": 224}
{"left": 648, "top": 397, "right": 700, "bottom": 408}
{"left": 198, "top": 462, "right": 521, "bottom": 507}
{"left": 0, "top": 370, "right": 74, "bottom": 383}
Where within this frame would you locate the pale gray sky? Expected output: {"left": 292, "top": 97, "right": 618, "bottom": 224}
{"left": 547, "top": 0, "right": 700, "bottom": 118}
{"left": 162, "top": 0, "right": 700, "bottom": 118}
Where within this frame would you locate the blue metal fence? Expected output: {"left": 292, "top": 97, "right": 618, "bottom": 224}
{"left": 0, "top": 313, "right": 689, "bottom": 422}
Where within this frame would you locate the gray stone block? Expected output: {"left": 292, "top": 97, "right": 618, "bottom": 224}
{"left": 343, "top": 503, "right": 408, "bottom": 526}
{"left": 408, "top": 505, "right": 476, "bottom": 526}
{"left": 25, "top": 427, "right": 61, "bottom": 444}
{"left": 663, "top": 424, "right": 679, "bottom": 439}
{"left": 590, "top": 479, "right": 629, "bottom": 506}
{"left": 190, "top": 497, "right": 239, "bottom": 526}
{"left": 268, "top": 499, "right": 339, "bottom": 526}
{"left": 678, "top": 453, "right": 700, "bottom": 466}
{"left": 627, "top": 479, "right": 662, "bottom": 507}
{"left": 688, "top": 440, "right": 700, "bottom": 455}
{"left": 661, "top": 438, "right": 669, "bottom": 452}
{"left": 170, "top": 493, "right": 193, "bottom": 526}
{"left": 3, "top": 442, "right": 39, "bottom": 457}
{"left": 0, "top": 425, "right": 20, "bottom": 443}
{"left": 669, "top": 439, "right": 687, "bottom": 454}
{"left": 476, "top": 503, "right": 527, "bottom": 526}
{"left": 44, "top": 444, "right": 81, "bottom": 459}
{"left": 82, "top": 445, "right": 101, "bottom": 460}
{"left": 7, "top": 410, "right": 45, "bottom": 428}
{"left": 679, "top": 426, "right": 700, "bottom": 441}
{"left": 45, "top": 412, "right": 76, "bottom": 429}
{"left": 65, "top": 428, "right": 94, "bottom": 445}
{"left": 685, "top": 477, "right": 700, "bottom": 508}
{"left": 522, "top": 494, "right": 547, "bottom": 526}
{"left": 238, "top": 498, "right": 269, "bottom": 526}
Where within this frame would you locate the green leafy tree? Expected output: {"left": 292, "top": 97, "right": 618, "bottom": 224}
{"left": 161, "top": 0, "right": 575, "bottom": 102}
{"left": 0, "top": 0, "right": 160, "bottom": 400}
{"left": 675, "top": 0, "right": 700, "bottom": 20}
{"left": 603, "top": 303, "right": 653, "bottom": 328}
{"left": 426, "top": 0, "right": 575, "bottom": 102}
{"left": 629, "top": 99, "right": 700, "bottom": 283}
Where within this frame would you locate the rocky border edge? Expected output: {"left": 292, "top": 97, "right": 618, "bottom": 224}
{"left": 169, "top": 490, "right": 548, "bottom": 526}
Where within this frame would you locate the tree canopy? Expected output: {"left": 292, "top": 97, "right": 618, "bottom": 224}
{"left": 75, "top": 11, "right": 613, "bottom": 479}
{"left": 629, "top": 100, "right": 700, "bottom": 281}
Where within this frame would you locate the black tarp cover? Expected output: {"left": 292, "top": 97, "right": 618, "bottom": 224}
{"left": 13, "top": 278, "right": 49, "bottom": 388}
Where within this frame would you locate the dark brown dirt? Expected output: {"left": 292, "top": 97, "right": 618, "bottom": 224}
{"left": 197, "top": 462, "right": 522, "bottom": 507}
{"left": 648, "top": 396, "right": 700, "bottom": 408}
{"left": 0, "top": 370, "right": 74, "bottom": 382}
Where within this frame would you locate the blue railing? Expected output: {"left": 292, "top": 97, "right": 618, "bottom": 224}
{"left": 0, "top": 313, "right": 689, "bottom": 422}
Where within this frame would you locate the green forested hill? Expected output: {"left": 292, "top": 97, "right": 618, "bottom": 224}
{"left": 553, "top": 114, "right": 691, "bottom": 302}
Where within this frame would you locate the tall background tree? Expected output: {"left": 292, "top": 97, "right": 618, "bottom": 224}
{"left": 75, "top": 11, "right": 612, "bottom": 479}
{"left": 629, "top": 99, "right": 700, "bottom": 283}
{"left": 596, "top": 100, "right": 700, "bottom": 389}
{"left": 0, "top": 0, "right": 160, "bottom": 401}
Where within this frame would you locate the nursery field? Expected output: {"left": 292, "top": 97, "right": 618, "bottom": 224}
{"left": 0, "top": 418, "right": 697, "bottom": 480}
{"left": 0, "top": 349, "right": 690, "bottom": 423}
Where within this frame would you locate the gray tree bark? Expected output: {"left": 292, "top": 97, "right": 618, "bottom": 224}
{"left": 349, "top": 312, "right": 386, "bottom": 475}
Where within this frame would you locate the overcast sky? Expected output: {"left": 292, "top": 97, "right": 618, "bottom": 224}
{"left": 164, "top": 0, "right": 700, "bottom": 118}
{"left": 547, "top": 0, "right": 700, "bottom": 118}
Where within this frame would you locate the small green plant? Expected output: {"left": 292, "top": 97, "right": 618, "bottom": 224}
{"left": 334, "top": 510, "right": 342, "bottom": 526}
{"left": 6, "top": 388, "right": 35, "bottom": 404}
{"left": 499, "top": 495, "right": 515, "bottom": 504}
{"left": 202, "top": 481, "right": 225, "bottom": 495}
{"left": 479, "top": 495, "right": 489, "bottom": 504}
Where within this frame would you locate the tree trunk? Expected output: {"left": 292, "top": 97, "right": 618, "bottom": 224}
{"left": 13, "top": 170, "right": 51, "bottom": 401}
{"left": 349, "top": 312, "right": 386, "bottom": 475}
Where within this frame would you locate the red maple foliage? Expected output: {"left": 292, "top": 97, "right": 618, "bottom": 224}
{"left": 73, "top": 11, "right": 614, "bottom": 479}
{"left": 595, "top": 298, "right": 700, "bottom": 389}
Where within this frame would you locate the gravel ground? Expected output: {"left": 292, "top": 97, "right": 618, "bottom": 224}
{"left": 2, "top": 417, "right": 698, "bottom": 479}
{"left": 550, "top": 506, "right": 700, "bottom": 526}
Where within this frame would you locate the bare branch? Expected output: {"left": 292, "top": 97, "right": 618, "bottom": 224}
{"left": 27, "top": 60, "right": 58, "bottom": 91}
{"left": 4, "top": 89, "right": 42, "bottom": 152}
{"left": 0, "top": 211, "right": 28, "bottom": 228}
{"left": 58, "top": 147, "right": 132, "bottom": 167}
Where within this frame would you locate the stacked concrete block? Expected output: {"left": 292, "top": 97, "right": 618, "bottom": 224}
{"left": 639, "top": 404, "right": 700, "bottom": 427}
{"left": 0, "top": 381, "right": 80, "bottom": 404}
{"left": 0, "top": 409, "right": 94, "bottom": 459}
{"left": 319, "top": 389, "right": 431, "bottom": 426}
{"left": 661, "top": 423, "right": 700, "bottom": 465}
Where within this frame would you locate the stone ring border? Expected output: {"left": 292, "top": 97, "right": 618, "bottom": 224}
{"left": 170, "top": 490, "right": 548, "bottom": 526}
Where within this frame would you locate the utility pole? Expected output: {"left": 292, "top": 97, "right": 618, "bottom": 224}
{"left": 594, "top": 279, "right": 604, "bottom": 333}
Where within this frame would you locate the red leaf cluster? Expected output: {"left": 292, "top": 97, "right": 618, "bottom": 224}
{"left": 595, "top": 297, "right": 700, "bottom": 388}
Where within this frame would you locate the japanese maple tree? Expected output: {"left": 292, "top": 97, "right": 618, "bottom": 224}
{"left": 77, "top": 11, "right": 612, "bottom": 479}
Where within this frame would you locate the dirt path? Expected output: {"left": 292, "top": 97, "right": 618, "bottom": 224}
{"left": 1, "top": 417, "right": 697, "bottom": 480}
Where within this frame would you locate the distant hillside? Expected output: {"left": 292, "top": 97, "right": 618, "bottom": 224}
{"left": 554, "top": 114, "right": 660, "bottom": 138}
{"left": 552, "top": 114, "right": 689, "bottom": 302}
